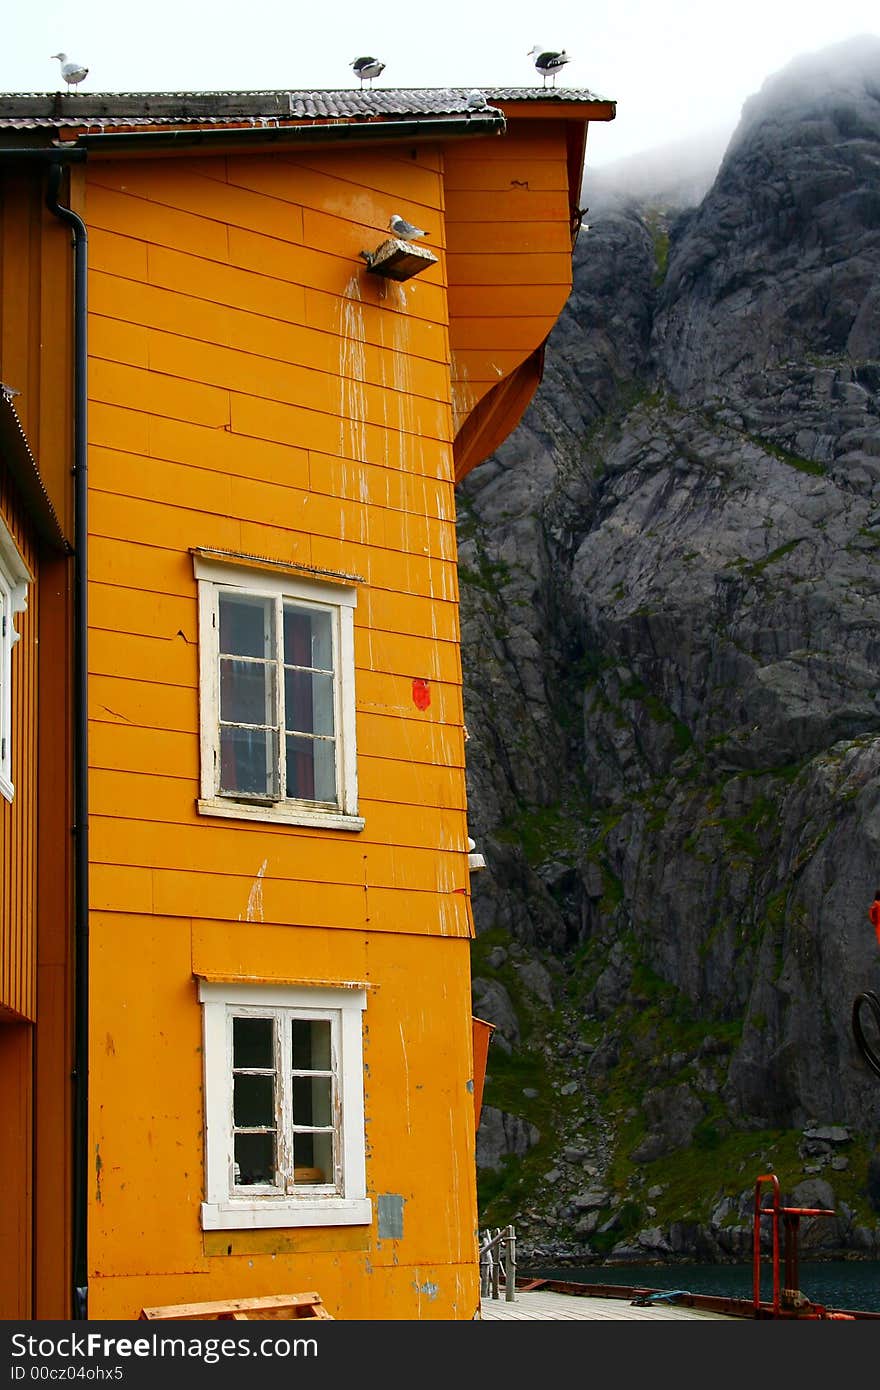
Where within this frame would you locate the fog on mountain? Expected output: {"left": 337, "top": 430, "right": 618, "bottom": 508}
{"left": 462, "top": 34, "right": 880, "bottom": 1265}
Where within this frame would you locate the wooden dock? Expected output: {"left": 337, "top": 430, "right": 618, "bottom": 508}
{"left": 480, "top": 1288, "right": 740, "bottom": 1321}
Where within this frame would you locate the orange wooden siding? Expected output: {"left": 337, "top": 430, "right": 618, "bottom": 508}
{"left": 82, "top": 145, "right": 479, "bottom": 1316}
{"left": 0, "top": 173, "right": 74, "bottom": 537}
{"left": 83, "top": 149, "right": 470, "bottom": 937}
{"left": 0, "top": 1022, "right": 33, "bottom": 1316}
{"left": 88, "top": 924, "right": 477, "bottom": 1319}
{"left": 445, "top": 122, "right": 575, "bottom": 422}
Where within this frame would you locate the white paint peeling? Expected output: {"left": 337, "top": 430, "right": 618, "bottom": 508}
{"left": 240, "top": 859, "right": 268, "bottom": 923}
{"left": 339, "top": 276, "right": 369, "bottom": 471}
{"left": 451, "top": 361, "right": 477, "bottom": 434}
{"left": 398, "top": 1022, "right": 412, "bottom": 1136}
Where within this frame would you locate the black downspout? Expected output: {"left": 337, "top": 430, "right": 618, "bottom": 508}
{"left": 46, "top": 159, "right": 89, "bottom": 1322}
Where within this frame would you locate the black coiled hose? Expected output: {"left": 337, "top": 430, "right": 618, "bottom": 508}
{"left": 852, "top": 991, "right": 880, "bottom": 1079}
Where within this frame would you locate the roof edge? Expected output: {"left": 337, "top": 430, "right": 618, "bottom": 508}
{"left": 70, "top": 110, "right": 507, "bottom": 156}
{"left": 0, "top": 392, "right": 70, "bottom": 552}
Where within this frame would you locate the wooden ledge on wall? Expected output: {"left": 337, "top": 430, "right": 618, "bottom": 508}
{"left": 360, "top": 237, "right": 438, "bottom": 281}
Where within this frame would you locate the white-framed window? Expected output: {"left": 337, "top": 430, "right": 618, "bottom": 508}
{"left": 0, "top": 516, "right": 32, "bottom": 804}
{"left": 194, "top": 552, "right": 362, "bottom": 830}
{"left": 198, "top": 980, "right": 371, "bottom": 1230}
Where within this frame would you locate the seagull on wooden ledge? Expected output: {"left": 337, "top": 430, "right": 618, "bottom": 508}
{"left": 51, "top": 52, "right": 89, "bottom": 88}
{"left": 528, "top": 46, "right": 572, "bottom": 86}
{"left": 388, "top": 213, "right": 428, "bottom": 242}
{"left": 351, "top": 56, "right": 385, "bottom": 87}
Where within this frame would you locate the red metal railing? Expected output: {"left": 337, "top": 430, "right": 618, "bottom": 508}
{"left": 753, "top": 1173, "right": 835, "bottom": 1316}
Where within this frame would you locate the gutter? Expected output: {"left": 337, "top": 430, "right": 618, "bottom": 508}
{"left": 45, "top": 159, "right": 89, "bottom": 1322}
{"left": 72, "top": 111, "right": 506, "bottom": 156}
{"left": 0, "top": 113, "right": 505, "bottom": 163}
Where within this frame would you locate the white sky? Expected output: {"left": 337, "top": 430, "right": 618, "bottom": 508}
{"left": 2, "top": 0, "right": 879, "bottom": 167}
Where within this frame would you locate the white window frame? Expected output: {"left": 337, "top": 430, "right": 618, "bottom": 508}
{"left": 194, "top": 554, "right": 362, "bottom": 830}
{"left": 199, "top": 980, "right": 371, "bottom": 1230}
{"left": 0, "top": 518, "right": 32, "bottom": 804}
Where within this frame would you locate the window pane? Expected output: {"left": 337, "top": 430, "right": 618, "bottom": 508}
{"left": 285, "top": 736, "right": 336, "bottom": 802}
{"left": 221, "top": 659, "right": 275, "bottom": 726}
{"left": 293, "top": 1074, "right": 332, "bottom": 1127}
{"left": 292, "top": 1019, "right": 331, "bottom": 1071}
{"left": 233, "top": 1017, "right": 273, "bottom": 1070}
{"left": 285, "top": 669, "right": 334, "bottom": 736}
{"left": 220, "top": 726, "right": 278, "bottom": 796}
{"left": 294, "top": 1131, "right": 333, "bottom": 1182}
{"left": 233, "top": 1073, "right": 275, "bottom": 1127}
{"left": 284, "top": 604, "right": 332, "bottom": 671}
{"left": 313, "top": 740, "right": 336, "bottom": 801}
{"left": 234, "top": 1132, "right": 276, "bottom": 1186}
{"left": 220, "top": 592, "right": 274, "bottom": 660}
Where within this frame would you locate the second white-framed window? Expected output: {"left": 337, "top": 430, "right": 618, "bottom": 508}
{"left": 194, "top": 553, "right": 362, "bottom": 830}
{"left": 199, "top": 979, "right": 371, "bottom": 1230}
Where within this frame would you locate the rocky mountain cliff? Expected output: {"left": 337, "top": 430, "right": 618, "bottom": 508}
{"left": 461, "top": 35, "right": 880, "bottom": 1265}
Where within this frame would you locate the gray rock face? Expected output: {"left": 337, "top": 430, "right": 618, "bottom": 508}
{"left": 463, "top": 37, "right": 880, "bottom": 1262}
{"left": 477, "top": 1107, "right": 540, "bottom": 1172}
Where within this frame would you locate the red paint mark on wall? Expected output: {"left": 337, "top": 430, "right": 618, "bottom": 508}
{"left": 412, "top": 678, "right": 431, "bottom": 710}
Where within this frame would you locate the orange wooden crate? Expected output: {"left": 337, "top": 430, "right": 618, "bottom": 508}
{"left": 139, "top": 1292, "right": 332, "bottom": 1321}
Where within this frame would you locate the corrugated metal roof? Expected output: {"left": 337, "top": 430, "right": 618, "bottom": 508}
{"left": 0, "top": 86, "right": 613, "bottom": 131}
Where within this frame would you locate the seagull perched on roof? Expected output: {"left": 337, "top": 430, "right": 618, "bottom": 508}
{"left": 388, "top": 213, "right": 428, "bottom": 242}
{"left": 466, "top": 89, "right": 489, "bottom": 111}
{"left": 528, "top": 46, "right": 572, "bottom": 86}
{"left": 51, "top": 52, "right": 89, "bottom": 88}
{"left": 351, "top": 56, "right": 385, "bottom": 87}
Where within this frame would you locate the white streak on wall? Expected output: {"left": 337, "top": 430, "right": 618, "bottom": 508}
{"left": 451, "top": 361, "right": 477, "bottom": 435}
{"left": 240, "top": 859, "right": 268, "bottom": 922}
{"left": 398, "top": 1021, "right": 412, "bottom": 1135}
{"left": 339, "top": 278, "right": 369, "bottom": 545}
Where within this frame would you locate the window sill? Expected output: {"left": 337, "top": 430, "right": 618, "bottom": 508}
{"left": 198, "top": 798, "right": 365, "bottom": 832}
{"left": 201, "top": 1197, "right": 372, "bottom": 1230}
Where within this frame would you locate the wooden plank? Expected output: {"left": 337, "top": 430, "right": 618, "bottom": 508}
{"left": 445, "top": 161, "right": 566, "bottom": 192}
{"left": 86, "top": 183, "right": 231, "bottom": 262}
{"left": 139, "top": 1291, "right": 332, "bottom": 1320}
{"left": 89, "top": 767, "right": 468, "bottom": 846}
{"left": 147, "top": 243, "right": 307, "bottom": 327}
{"left": 89, "top": 816, "right": 469, "bottom": 892}
{"left": 445, "top": 250, "right": 572, "bottom": 286}
{"left": 446, "top": 223, "right": 572, "bottom": 255}
{"left": 89, "top": 163, "right": 307, "bottom": 246}
{"left": 87, "top": 488, "right": 458, "bottom": 572}
{"left": 229, "top": 226, "right": 447, "bottom": 320}
{"left": 446, "top": 189, "right": 570, "bottom": 224}
{"left": 89, "top": 273, "right": 453, "bottom": 396}
{"left": 238, "top": 149, "right": 444, "bottom": 209}
{"left": 449, "top": 315, "right": 562, "bottom": 351}
{"left": 305, "top": 286, "right": 449, "bottom": 363}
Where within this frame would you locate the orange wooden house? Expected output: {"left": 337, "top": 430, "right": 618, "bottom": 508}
{"left": 0, "top": 82, "right": 614, "bottom": 1320}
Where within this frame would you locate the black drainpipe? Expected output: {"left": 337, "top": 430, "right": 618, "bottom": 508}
{"left": 46, "top": 159, "right": 89, "bottom": 1322}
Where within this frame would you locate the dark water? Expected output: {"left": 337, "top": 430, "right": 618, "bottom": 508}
{"left": 529, "top": 1260, "right": 880, "bottom": 1312}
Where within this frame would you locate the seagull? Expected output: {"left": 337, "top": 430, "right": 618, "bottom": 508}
{"left": 528, "top": 46, "right": 572, "bottom": 86}
{"left": 351, "top": 56, "right": 385, "bottom": 87}
{"left": 466, "top": 89, "right": 488, "bottom": 111}
{"left": 51, "top": 52, "right": 89, "bottom": 88}
{"left": 388, "top": 214, "right": 428, "bottom": 242}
